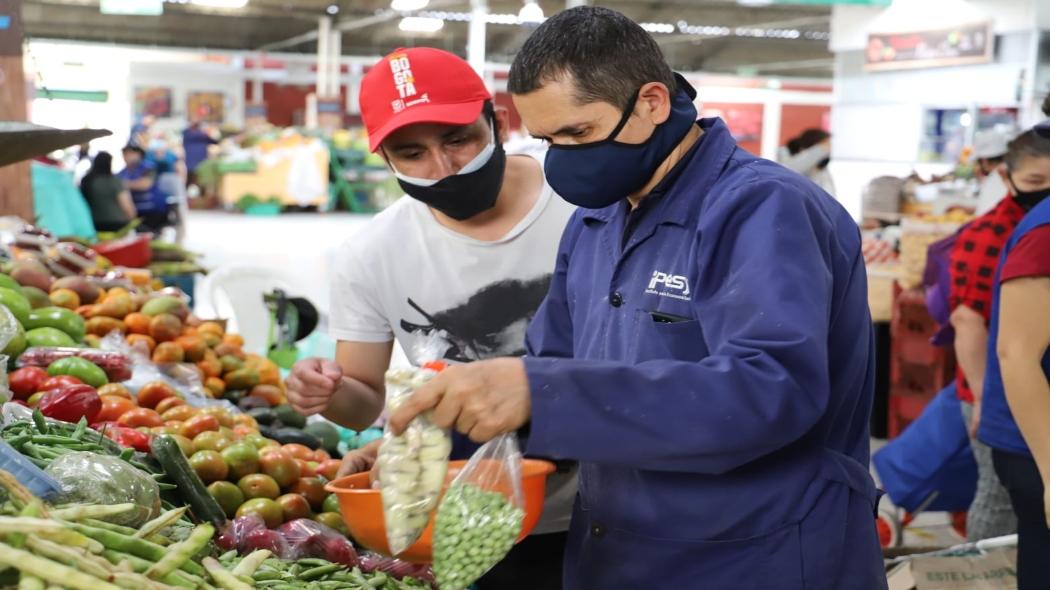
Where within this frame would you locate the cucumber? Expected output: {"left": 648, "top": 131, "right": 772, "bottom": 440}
{"left": 151, "top": 435, "right": 228, "bottom": 528}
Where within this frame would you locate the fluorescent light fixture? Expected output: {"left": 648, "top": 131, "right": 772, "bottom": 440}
{"left": 640, "top": 22, "right": 675, "bottom": 34}
{"left": 391, "top": 0, "right": 429, "bottom": 10}
{"left": 326, "top": 4, "right": 339, "bottom": 15}
{"left": 190, "top": 0, "right": 248, "bottom": 7}
{"left": 737, "top": 0, "right": 774, "bottom": 5}
{"left": 399, "top": 16, "right": 444, "bottom": 32}
{"left": 518, "top": 1, "right": 544, "bottom": 24}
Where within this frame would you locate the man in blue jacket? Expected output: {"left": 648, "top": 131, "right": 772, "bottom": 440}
{"left": 390, "top": 7, "right": 886, "bottom": 588}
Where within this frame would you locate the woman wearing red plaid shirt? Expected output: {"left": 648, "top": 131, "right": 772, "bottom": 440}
{"left": 949, "top": 128, "right": 1050, "bottom": 541}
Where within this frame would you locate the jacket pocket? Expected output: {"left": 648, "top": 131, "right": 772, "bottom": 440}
{"left": 629, "top": 309, "right": 709, "bottom": 363}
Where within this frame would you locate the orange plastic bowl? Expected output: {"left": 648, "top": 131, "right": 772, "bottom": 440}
{"left": 325, "top": 458, "right": 555, "bottom": 564}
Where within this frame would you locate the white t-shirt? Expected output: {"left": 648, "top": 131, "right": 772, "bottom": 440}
{"left": 330, "top": 161, "right": 574, "bottom": 366}
{"left": 328, "top": 156, "right": 578, "bottom": 535}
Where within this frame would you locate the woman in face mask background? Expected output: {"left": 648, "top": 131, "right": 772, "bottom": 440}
{"left": 976, "top": 121, "right": 1050, "bottom": 590}
{"left": 779, "top": 128, "right": 836, "bottom": 197}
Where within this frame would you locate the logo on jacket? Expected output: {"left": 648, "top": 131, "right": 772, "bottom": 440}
{"left": 646, "top": 271, "right": 691, "bottom": 301}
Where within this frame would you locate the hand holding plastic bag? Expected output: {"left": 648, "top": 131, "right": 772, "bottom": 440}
{"left": 377, "top": 363, "right": 451, "bottom": 555}
{"left": 433, "top": 433, "right": 525, "bottom": 590}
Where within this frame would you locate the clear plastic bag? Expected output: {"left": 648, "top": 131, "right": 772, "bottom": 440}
{"left": 277, "top": 518, "right": 358, "bottom": 567}
{"left": 376, "top": 363, "right": 451, "bottom": 555}
{"left": 433, "top": 433, "right": 526, "bottom": 590}
{"left": 359, "top": 552, "right": 434, "bottom": 583}
{"left": 17, "top": 347, "right": 133, "bottom": 383}
{"left": 45, "top": 451, "right": 161, "bottom": 527}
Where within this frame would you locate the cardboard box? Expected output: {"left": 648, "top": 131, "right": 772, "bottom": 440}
{"left": 886, "top": 549, "right": 1017, "bottom": 590}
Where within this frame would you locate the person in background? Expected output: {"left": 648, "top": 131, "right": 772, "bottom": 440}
{"left": 72, "top": 143, "right": 93, "bottom": 186}
{"left": 949, "top": 127, "right": 1050, "bottom": 542}
{"left": 182, "top": 118, "right": 218, "bottom": 190}
{"left": 130, "top": 115, "right": 155, "bottom": 149}
{"left": 79, "top": 151, "right": 136, "bottom": 232}
{"left": 973, "top": 128, "right": 1014, "bottom": 215}
{"left": 978, "top": 121, "right": 1050, "bottom": 590}
{"left": 284, "top": 47, "right": 576, "bottom": 590}
{"left": 119, "top": 145, "right": 170, "bottom": 233}
{"left": 149, "top": 138, "right": 189, "bottom": 242}
{"left": 780, "top": 128, "right": 836, "bottom": 196}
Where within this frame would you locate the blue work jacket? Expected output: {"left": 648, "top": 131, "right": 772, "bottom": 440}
{"left": 523, "top": 118, "right": 887, "bottom": 589}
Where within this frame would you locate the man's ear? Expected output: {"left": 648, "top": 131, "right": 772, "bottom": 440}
{"left": 637, "top": 81, "right": 673, "bottom": 126}
{"left": 493, "top": 106, "right": 512, "bottom": 144}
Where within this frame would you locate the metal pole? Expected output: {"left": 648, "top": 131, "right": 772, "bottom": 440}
{"left": 329, "top": 29, "right": 342, "bottom": 98}
{"left": 316, "top": 16, "right": 331, "bottom": 97}
{"left": 468, "top": 0, "right": 488, "bottom": 79}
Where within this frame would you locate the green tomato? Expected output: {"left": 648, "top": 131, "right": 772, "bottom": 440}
{"left": 24, "top": 307, "right": 86, "bottom": 342}
{"left": 47, "top": 356, "right": 108, "bottom": 388}
{"left": 25, "top": 327, "right": 76, "bottom": 348}
{"left": 0, "top": 288, "right": 31, "bottom": 326}
{"left": 0, "top": 275, "right": 20, "bottom": 292}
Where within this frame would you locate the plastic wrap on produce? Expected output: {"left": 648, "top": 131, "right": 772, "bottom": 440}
{"left": 99, "top": 332, "right": 239, "bottom": 414}
{"left": 45, "top": 451, "right": 160, "bottom": 527}
{"left": 433, "top": 433, "right": 525, "bottom": 590}
{"left": 359, "top": 552, "right": 435, "bottom": 583}
{"left": 16, "top": 346, "right": 133, "bottom": 383}
{"left": 0, "top": 304, "right": 18, "bottom": 404}
{"left": 377, "top": 334, "right": 452, "bottom": 556}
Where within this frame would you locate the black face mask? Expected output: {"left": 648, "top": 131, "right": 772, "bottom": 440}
{"left": 390, "top": 108, "right": 506, "bottom": 221}
{"left": 1008, "top": 174, "right": 1050, "bottom": 211}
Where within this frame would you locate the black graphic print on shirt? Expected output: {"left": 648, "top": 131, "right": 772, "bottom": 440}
{"left": 400, "top": 275, "right": 553, "bottom": 363}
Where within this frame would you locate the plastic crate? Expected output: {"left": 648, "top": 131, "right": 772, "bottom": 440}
{"left": 887, "top": 390, "right": 939, "bottom": 439}
{"left": 0, "top": 439, "right": 61, "bottom": 499}
{"left": 891, "top": 357, "right": 955, "bottom": 397}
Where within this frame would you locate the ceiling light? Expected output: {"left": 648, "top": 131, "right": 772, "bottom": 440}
{"left": 737, "top": 0, "right": 774, "bottom": 5}
{"left": 517, "top": 1, "right": 544, "bottom": 24}
{"left": 190, "top": 0, "right": 248, "bottom": 7}
{"left": 399, "top": 16, "right": 443, "bottom": 33}
{"left": 391, "top": 0, "right": 429, "bottom": 10}
{"left": 326, "top": 4, "right": 339, "bottom": 15}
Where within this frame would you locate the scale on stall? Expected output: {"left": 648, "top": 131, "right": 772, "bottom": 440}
{"left": 264, "top": 289, "right": 319, "bottom": 370}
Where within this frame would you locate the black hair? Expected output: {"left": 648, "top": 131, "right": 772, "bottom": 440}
{"left": 507, "top": 6, "right": 676, "bottom": 110}
{"left": 1042, "top": 94, "right": 1050, "bottom": 118}
{"left": 1005, "top": 125, "right": 1050, "bottom": 170}
{"left": 80, "top": 151, "right": 115, "bottom": 201}
{"left": 786, "top": 138, "right": 803, "bottom": 156}
{"left": 122, "top": 145, "right": 145, "bottom": 157}
{"left": 795, "top": 128, "right": 831, "bottom": 152}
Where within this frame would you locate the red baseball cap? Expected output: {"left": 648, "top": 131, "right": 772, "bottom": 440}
{"left": 360, "top": 47, "right": 492, "bottom": 152}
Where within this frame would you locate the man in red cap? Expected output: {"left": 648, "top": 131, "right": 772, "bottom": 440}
{"left": 285, "top": 47, "right": 575, "bottom": 589}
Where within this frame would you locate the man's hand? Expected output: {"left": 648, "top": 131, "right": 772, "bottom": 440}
{"left": 388, "top": 358, "right": 531, "bottom": 443}
{"left": 285, "top": 358, "right": 343, "bottom": 416}
{"left": 337, "top": 440, "right": 380, "bottom": 480}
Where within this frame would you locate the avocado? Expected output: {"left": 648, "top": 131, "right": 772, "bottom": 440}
{"left": 272, "top": 404, "right": 307, "bottom": 429}
{"left": 271, "top": 428, "right": 321, "bottom": 450}
{"left": 303, "top": 421, "right": 340, "bottom": 452}
{"left": 247, "top": 407, "right": 276, "bottom": 426}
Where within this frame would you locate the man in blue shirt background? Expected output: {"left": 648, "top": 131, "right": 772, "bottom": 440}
{"left": 390, "top": 7, "right": 886, "bottom": 589}
{"left": 119, "top": 145, "right": 169, "bottom": 233}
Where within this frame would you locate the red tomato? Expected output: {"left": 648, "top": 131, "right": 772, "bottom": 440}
{"left": 96, "top": 395, "right": 138, "bottom": 423}
{"left": 7, "top": 367, "right": 48, "bottom": 400}
{"left": 40, "top": 375, "right": 83, "bottom": 390}
{"left": 117, "top": 408, "right": 164, "bottom": 428}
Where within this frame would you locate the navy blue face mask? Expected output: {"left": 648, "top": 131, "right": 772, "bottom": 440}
{"left": 543, "top": 74, "right": 699, "bottom": 209}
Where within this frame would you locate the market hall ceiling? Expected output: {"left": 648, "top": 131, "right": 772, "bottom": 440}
{"left": 19, "top": 0, "right": 834, "bottom": 78}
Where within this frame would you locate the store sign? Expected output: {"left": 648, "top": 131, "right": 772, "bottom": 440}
{"left": 100, "top": 0, "right": 163, "bottom": 16}
{"left": 866, "top": 22, "right": 993, "bottom": 72}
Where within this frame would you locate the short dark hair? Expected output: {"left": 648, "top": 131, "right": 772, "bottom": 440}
{"left": 122, "top": 145, "right": 145, "bottom": 157}
{"left": 1004, "top": 125, "right": 1050, "bottom": 170}
{"left": 508, "top": 6, "right": 676, "bottom": 110}
{"left": 795, "top": 129, "right": 831, "bottom": 152}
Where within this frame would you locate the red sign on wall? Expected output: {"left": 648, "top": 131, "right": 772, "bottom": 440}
{"left": 865, "top": 22, "right": 993, "bottom": 72}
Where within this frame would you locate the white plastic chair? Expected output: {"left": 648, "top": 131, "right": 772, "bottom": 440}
{"left": 195, "top": 266, "right": 292, "bottom": 356}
